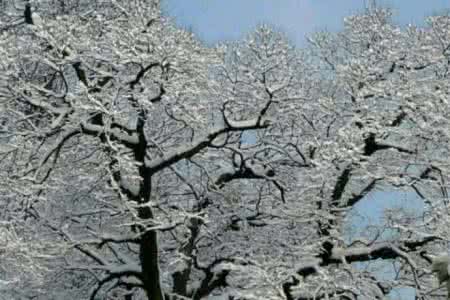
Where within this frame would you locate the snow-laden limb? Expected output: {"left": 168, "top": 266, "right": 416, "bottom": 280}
{"left": 283, "top": 236, "right": 442, "bottom": 299}
{"left": 32, "top": 128, "right": 81, "bottom": 182}
{"left": 87, "top": 263, "right": 143, "bottom": 300}
{"left": 80, "top": 119, "right": 139, "bottom": 146}
{"left": 145, "top": 118, "right": 270, "bottom": 174}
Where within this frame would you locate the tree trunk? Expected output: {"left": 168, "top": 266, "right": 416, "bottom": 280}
{"left": 134, "top": 115, "right": 165, "bottom": 299}
{"left": 140, "top": 224, "right": 164, "bottom": 300}
{"left": 137, "top": 179, "right": 164, "bottom": 300}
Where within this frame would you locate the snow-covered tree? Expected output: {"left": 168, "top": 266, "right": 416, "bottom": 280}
{"left": 2, "top": 1, "right": 450, "bottom": 299}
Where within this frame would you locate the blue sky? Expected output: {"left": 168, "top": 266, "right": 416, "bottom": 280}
{"left": 164, "top": 0, "right": 450, "bottom": 46}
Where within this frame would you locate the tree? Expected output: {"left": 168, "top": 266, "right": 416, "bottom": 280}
{"left": 2, "top": 1, "right": 450, "bottom": 299}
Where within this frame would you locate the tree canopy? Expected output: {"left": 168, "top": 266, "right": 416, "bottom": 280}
{"left": 2, "top": 1, "right": 450, "bottom": 299}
